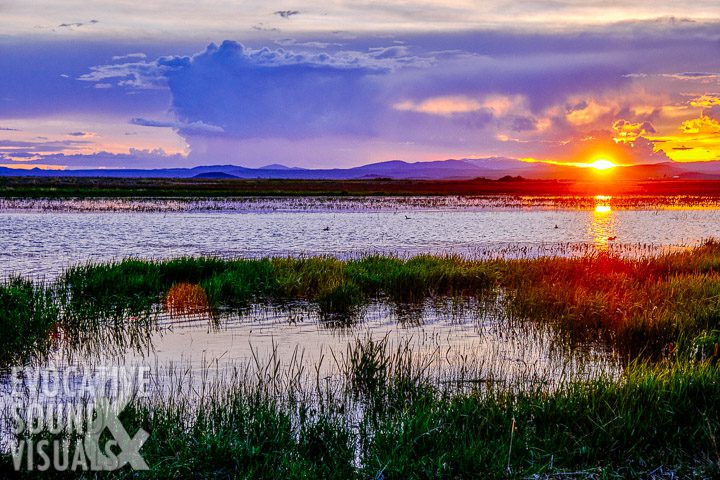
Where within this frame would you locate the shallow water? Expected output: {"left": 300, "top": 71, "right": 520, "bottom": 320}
{"left": 4, "top": 194, "right": 677, "bottom": 447}
{"left": 0, "top": 298, "right": 621, "bottom": 455}
{"left": 2, "top": 195, "right": 719, "bottom": 278}
{"left": 55, "top": 299, "right": 618, "bottom": 386}
{"left": 1, "top": 298, "right": 620, "bottom": 425}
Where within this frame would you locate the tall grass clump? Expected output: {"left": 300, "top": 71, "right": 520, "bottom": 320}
{"left": 499, "top": 240, "right": 720, "bottom": 357}
{"left": 0, "top": 276, "right": 58, "bottom": 367}
{"left": 362, "top": 359, "right": 720, "bottom": 478}
{"left": 114, "top": 393, "right": 357, "bottom": 480}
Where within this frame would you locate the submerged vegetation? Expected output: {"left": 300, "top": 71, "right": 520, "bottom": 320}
{"left": 3, "top": 241, "right": 720, "bottom": 477}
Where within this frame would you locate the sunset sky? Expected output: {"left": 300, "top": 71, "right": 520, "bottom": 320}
{"left": 0, "top": 1, "right": 718, "bottom": 169}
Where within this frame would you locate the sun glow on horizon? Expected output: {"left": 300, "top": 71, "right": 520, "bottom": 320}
{"left": 589, "top": 159, "right": 616, "bottom": 170}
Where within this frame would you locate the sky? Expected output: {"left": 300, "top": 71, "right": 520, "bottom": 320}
{"left": 0, "top": 1, "right": 718, "bottom": 170}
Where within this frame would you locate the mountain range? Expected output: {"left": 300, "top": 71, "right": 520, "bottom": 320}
{"left": 2, "top": 158, "right": 720, "bottom": 181}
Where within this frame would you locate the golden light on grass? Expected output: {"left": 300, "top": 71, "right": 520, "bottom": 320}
{"left": 163, "top": 282, "right": 210, "bottom": 317}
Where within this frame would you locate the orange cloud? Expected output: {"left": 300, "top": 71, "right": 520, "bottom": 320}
{"left": 680, "top": 115, "right": 720, "bottom": 134}
{"left": 690, "top": 95, "right": 720, "bottom": 108}
{"left": 564, "top": 99, "right": 613, "bottom": 126}
{"left": 612, "top": 120, "right": 656, "bottom": 143}
{"left": 393, "top": 96, "right": 483, "bottom": 116}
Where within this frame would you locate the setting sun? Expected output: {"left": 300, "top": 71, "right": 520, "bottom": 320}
{"left": 590, "top": 159, "right": 616, "bottom": 170}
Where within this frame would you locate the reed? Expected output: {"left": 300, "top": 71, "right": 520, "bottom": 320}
{"left": 0, "top": 277, "right": 58, "bottom": 367}
{"left": 3, "top": 338, "right": 718, "bottom": 478}
{"left": 44, "top": 240, "right": 720, "bottom": 357}
{"left": 2, "top": 240, "right": 720, "bottom": 364}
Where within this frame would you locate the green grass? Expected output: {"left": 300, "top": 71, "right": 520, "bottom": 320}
{"left": 0, "top": 277, "right": 58, "bottom": 366}
{"left": 3, "top": 344, "right": 719, "bottom": 479}
{"left": 363, "top": 360, "right": 720, "bottom": 478}
{"left": 4, "top": 241, "right": 720, "bottom": 363}
{"left": 48, "top": 239, "right": 720, "bottom": 357}
{"left": 57, "top": 255, "right": 498, "bottom": 322}
{"left": 4, "top": 244, "right": 720, "bottom": 477}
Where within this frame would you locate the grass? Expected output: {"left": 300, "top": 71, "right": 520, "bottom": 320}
{"left": 0, "top": 277, "right": 58, "bottom": 366}
{"left": 2, "top": 341, "right": 719, "bottom": 478}
{"left": 56, "top": 255, "right": 497, "bottom": 326}
{"left": 3, "top": 240, "right": 720, "bottom": 362}
{"left": 499, "top": 241, "right": 720, "bottom": 357}
{"left": 4, "top": 243, "right": 720, "bottom": 476}
{"left": 45, "top": 239, "right": 720, "bottom": 357}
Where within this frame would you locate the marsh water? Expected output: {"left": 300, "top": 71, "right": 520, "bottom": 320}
{"left": 1, "top": 194, "right": 718, "bottom": 411}
{"left": 1, "top": 195, "right": 719, "bottom": 278}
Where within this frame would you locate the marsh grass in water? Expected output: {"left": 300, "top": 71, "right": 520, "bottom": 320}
{"left": 3, "top": 243, "right": 720, "bottom": 476}
{"left": 35, "top": 239, "right": 720, "bottom": 358}
{"left": 4, "top": 241, "right": 720, "bottom": 364}
{"left": 0, "top": 277, "right": 58, "bottom": 366}
{"left": 2, "top": 337, "right": 719, "bottom": 478}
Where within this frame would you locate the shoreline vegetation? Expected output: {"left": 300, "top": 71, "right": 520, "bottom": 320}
{"left": 3, "top": 243, "right": 720, "bottom": 477}
{"left": 4, "top": 176, "right": 720, "bottom": 198}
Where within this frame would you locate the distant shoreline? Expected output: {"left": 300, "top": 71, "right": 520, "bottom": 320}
{"left": 3, "top": 176, "right": 720, "bottom": 198}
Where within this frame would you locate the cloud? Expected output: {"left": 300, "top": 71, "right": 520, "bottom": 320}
{"left": 690, "top": 95, "right": 720, "bottom": 107}
{"left": 6, "top": 1, "right": 720, "bottom": 38}
{"left": 0, "top": 127, "right": 20, "bottom": 131}
{"left": 393, "top": 94, "right": 528, "bottom": 121}
{"left": 368, "top": 46, "right": 409, "bottom": 59}
{"left": 251, "top": 23, "right": 280, "bottom": 32}
{"left": 664, "top": 72, "right": 720, "bottom": 80}
{"left": 510, "top": 116, "right": 538, "bottom": 132}
{"left": 141, "top": 40, "right": 431, "bottom": 142}
{"left": 112, "top": 52, "right": 147, "bottom": 61}
{"left": 274, "top": 10, "right": 300, "bottom": 19}
{"left": 78, "top": 59, "right": 170, "bottom": 89}
{"left": 1, "top": 148, "right": 186, "bottom": 169}
{"left": 58, "top": 19, "right": 99, "bottom": 28}
{"left": 627, "top": 72, "right": 720, "bottom": 81}
{"left": 680, "top": 115, "right": 720, "bottom": 134}
{"left": 0, "top": 138, "right": 93, "bottom": 154}
{"left": 275, "top": 38, "right": 343, "bottom": 48}
{"left": 394, "top": 96, "right": 484, "bottom": 116}
{"left": 67, "top": 131, "right": 96, "bottom": 137}
{"left": 612, "top": 120, "right": 656, "bottom": 143}
{"left": 130, "top": 117, "right": 225, "bottom": 134}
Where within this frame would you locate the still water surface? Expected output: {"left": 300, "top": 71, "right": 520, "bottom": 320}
{"left": 1, "top": 195, "right": 718, "bottom": 278}
{"left": 0, "top": 194, "right": 716, "bottom": 408}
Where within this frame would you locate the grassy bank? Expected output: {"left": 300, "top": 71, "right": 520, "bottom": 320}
{"left": 2, "top": 343, "right": 719, "bottom": 478}
{"left": 41, "top": 239, "right": 720, "bottom": 357}
{"left": 3, "top": 245, "right": 720, "bottom": 477}
{"left": 3, "top": 241, "right": 720, "bottom": 362}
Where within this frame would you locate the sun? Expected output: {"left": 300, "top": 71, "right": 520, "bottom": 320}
{"left": 589, "top": 158, "right": 616, "bottom": 170}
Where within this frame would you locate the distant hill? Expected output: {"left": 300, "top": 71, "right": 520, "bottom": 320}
{"left": 193, "top": 171, "right": 239, "bottom": 179}
{"left": 2, "top": 158, "right": 719, "bottom": 181}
